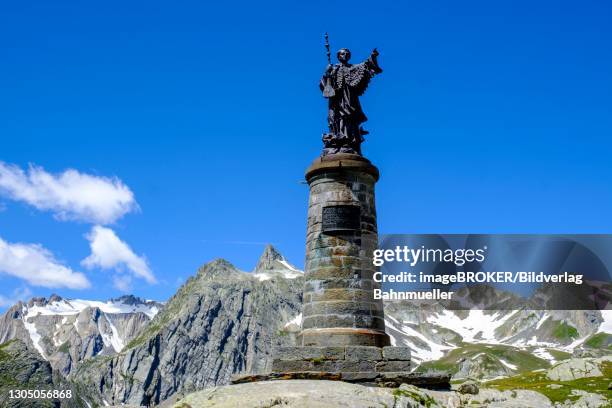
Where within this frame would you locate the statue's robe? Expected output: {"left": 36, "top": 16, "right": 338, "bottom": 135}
{"left": 320, "top": 56, "right": 382, "bottom": 154}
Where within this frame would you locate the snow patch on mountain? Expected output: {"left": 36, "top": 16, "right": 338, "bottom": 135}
{"left": 427, "top": 310, "right": 517, "bottom": 343}
{"left": 535, "top": 313, "right": 550, "bottom": 330}
{"left": 253, "top": 273, "right": 272, "bottom": 282}
{"left": 279, "top": 260, "right": 301, "bottom": 273}
{"left": 597, "top": 309, "right": 612, "bottom": 333}
{"left": 533, "top": 347, "right": 556, "bottom": 362}
{"left": 96, "top": 314, "right": 125, "bottom": 352}
{"left": 104, "top": 315, "right": 124, "bottom": 352}
{"left": 284, "top": 313, "right": 302, "bottom": 329}
{"left": 385, "top": 315, "right": 452, "bottom": 361}
{"left": 253, "top": 265, "right": 303, "bottom": 281}
{"left": 253, "top": 269, "right": 303, "bottom": 281}
{"left": 499, "top": 358, "right": 517, "bottom": 370}
{"left": 22, "top": 307, "right": 46, "bottom": 358}
{"left": 52, "top": 319, "right": 68, "bottom": 347}
{"left": 563, "top": 334, "right": 592, "bottom": 352}
{"left": 25, "top": 298, "right": 160, "bottom": 319}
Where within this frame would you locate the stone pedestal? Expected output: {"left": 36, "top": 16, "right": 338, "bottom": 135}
{"left": 233, "top": 345, "right": 449, "bottom": 389}
{"left": 299, "top": 153, "right": 390, "bottom": 348}
{"left": 232, "top": 153, "right": 449, "bottom": 390}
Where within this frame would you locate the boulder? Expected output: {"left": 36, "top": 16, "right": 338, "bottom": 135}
{"left": 561, "top": 390, "right": 608, "bottom": 408}
{"left": 457, "top": 380, "right": 479, "bottom": 395}
{"left": 546, "top": 358, "right": 603, "bottom": 381}
{"left": 465, "top": 389, "right": 553, "bottom": 408}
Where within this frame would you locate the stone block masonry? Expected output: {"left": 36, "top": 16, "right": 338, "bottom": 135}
{"left": 232, "top": 345, "right": 449, "bottom": 389}
{"left": 299, "top": 153, "right": 391, "bottom": 348}
{"left": 271, "top": 346, "right": 412, "bottom": 373}
{"left": 232, "top": 153, "right": 450, "bottom": 390}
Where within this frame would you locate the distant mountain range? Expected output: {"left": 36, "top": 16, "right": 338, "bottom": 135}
{"left": 0, "top": 245, "right": 610, "bottom": 406}
{"left": 0, "top": 294, "right": 162, "bottom": 377}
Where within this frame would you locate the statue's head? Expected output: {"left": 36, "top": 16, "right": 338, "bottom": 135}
{"left": 337, "top": 48, "right": 351, "bottom": 63}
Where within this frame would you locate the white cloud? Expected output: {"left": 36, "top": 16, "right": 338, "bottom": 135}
{"left": 0, "top": 287, "right": 32, "bottom": 307}
{"left": 82, "top": 226, "right": 156, "bottom": 284}
{"left": 0, "top": 162, "right": 137, "bottom": 224}
{"left": 112, "top": 275, "right": 133, "bottom": 292}
{"left": 0, "top": 237, "right": 90, "bottom": 289}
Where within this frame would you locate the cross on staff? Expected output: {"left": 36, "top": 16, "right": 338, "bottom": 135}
{"left": 322, "top": 33, "right": 335, "bottom": 97}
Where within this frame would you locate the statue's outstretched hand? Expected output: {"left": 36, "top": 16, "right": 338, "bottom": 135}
{"left": 371, "top": 48, "right": 379, "bottom": 57}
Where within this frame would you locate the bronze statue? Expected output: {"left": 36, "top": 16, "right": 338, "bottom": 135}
{"left": 320, "top": 35, "right": 382, "bottom": 156}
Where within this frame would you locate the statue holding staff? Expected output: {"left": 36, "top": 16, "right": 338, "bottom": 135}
{"left": 320, "top": 35, "right": 382, "bottom": 156}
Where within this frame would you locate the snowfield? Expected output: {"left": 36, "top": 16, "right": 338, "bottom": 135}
{"left": 25, "top": 298, "right": 160, "bottom": 319}
{"left": 427, "top": 310, "right": 518, "bottom": 344}
{"left": 19, "top": 297, "right": 161, "bottom": 358}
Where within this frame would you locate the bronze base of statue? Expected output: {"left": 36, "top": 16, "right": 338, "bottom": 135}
{"left": 322, "top": 132, "right": 366, "bottom": 156}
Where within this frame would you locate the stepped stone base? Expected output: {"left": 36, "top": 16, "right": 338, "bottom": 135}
{"left": 231, "top": 346, "right": 450, "bottom": 390}
{"left": 231, "top": 371, "right": 451, "bottom": 389}
{"left": 271, "top": 345, "right": 411, "bottom": 373}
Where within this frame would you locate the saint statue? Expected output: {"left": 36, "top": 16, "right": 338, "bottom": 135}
{"left": 320, "top": 46, "right": 382, "bottom": 156}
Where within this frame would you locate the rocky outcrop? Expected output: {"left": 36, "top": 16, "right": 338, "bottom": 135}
{"left": 0, "top": 302, "right": 36, "bottom": 350}
{"left": 171, "top": 380, "right": 565, "bottom": 408}
{"left": 0, "top": 339, "right": 100, "bottom": 407}
{"left": 172, "top": 381, "right": 452, "bottom": 408}
{"left": 463, "top": 388, "right": 554, "bottom": 408}
{"left": 457, "top": 380, "right": 479, "bottom": 395}
{"left": 563, "top": 390, "right": 609, "bottom": 408}
{"left": 546, "top": 357, "right": 609, "bottom": 381}
{"left": 0, "top": 339, "right": 56, "bottom": 408}
{"left": 73, "top": 253, "right": 303, "bottom": 406}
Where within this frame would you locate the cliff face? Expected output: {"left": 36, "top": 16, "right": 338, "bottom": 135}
{"left": 73, "top": 249, "right": 303, "bottom": 406}
{"left": 0, "top": 339, "right": 100, "bottom": 408}
{"left": 0, "top": 339, "right": 57, "bottom": 408}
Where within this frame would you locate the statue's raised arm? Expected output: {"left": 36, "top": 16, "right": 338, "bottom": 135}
{"left": 320, "top": 47, "right": 382, "bottom": 156}
{"left": 349, "top": 48, "right": 383, "bottom": 97}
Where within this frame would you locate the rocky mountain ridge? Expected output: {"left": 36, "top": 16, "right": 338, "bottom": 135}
{"left": 70, "top": 246, "right": 304, "bottom": 406}
{"left": 0, "top": 245, "right": 610, "bottom": 406}
{"left": 0, "top": 294, "right": 162, "bottom": 376}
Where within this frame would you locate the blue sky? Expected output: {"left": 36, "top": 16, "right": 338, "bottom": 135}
{"left": 0, "top": 0, "right": 611, "bottom": 307}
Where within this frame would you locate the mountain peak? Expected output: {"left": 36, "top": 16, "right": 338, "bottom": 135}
{"left": 196, "top": 258, "right": 245, "bottom": 281}
{"left": 254, "top": 245, "right": 285, "bottom": 272}
{"left": 27, "top": 296, "right": 49, "bottom": 308}
{"left": 110, "top": 295, "right": 147, "bottom": 305}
